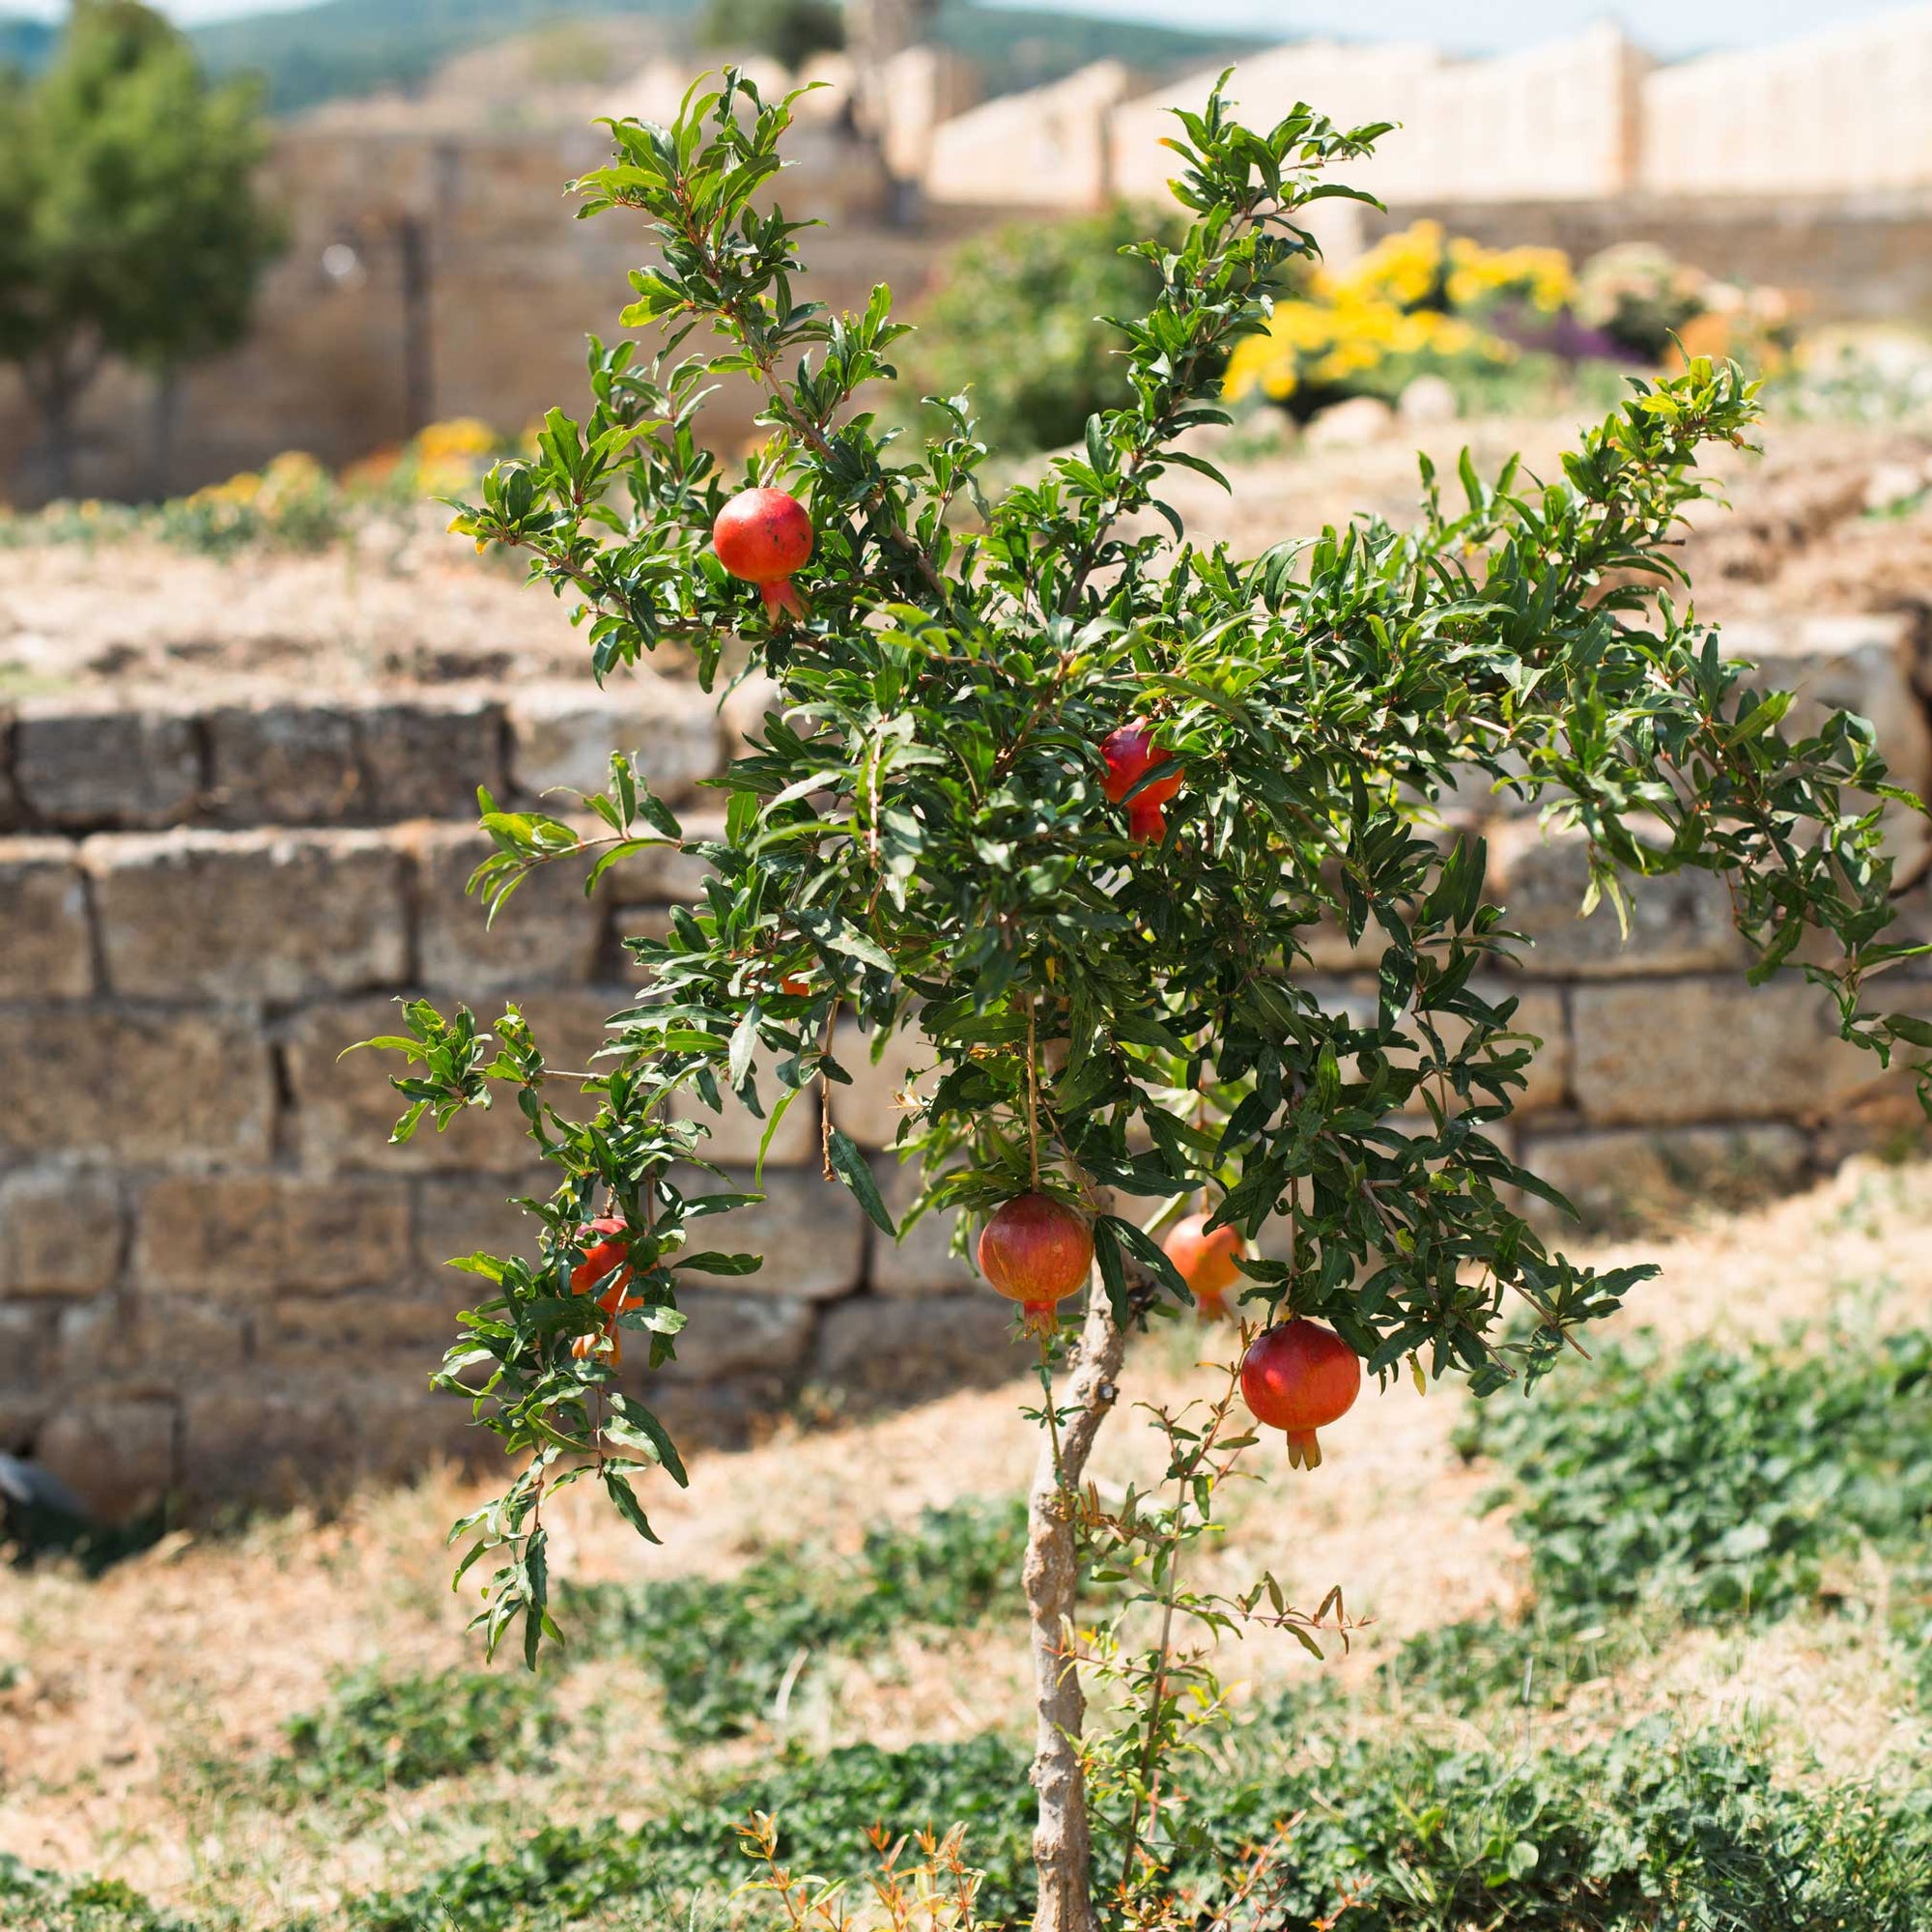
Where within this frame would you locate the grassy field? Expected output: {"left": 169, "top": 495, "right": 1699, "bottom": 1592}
{"left": 5, "top": 1157, "right": 1932, "bottom": 1928}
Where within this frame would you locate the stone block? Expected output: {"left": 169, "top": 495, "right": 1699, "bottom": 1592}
{"left": 256, "top": 1286, "right": 467, "bottom": 1365}
{"left": 82, "top": 828, "right": 410, "bottom": 1002}
{"left": 507, "top": 675, "right": 722, "bottom": 807}
{"left": 869, "top": 1153, "right": 978, "bottom": 1295}
{"left": 179, "top": 1384, "right": 364, "bottom": 1507}
{"left": 1721, "top": 613, "right": 1932, "bottom": 875}
{"left": 826, "top": 1021, "right": 934, "bottom": 1151}
{"left": 0, "top": 1302, "right": 51, "bottom": 1386}
{"left": 14, "top": 699, "right": 201, "bottom": 829}
{"left": 682, "top": 1055, "right": 819, "bottom": 1168}
{"left": 0, "top": 838, "right": 93, "bottom": 999}
{"left": 134, "top": 1173, "right": 412, "bottom": 1299}
{"left": 1519, "top": 1122, "right": 1810, "bottom": 1236}
{"left": 604, "top": 811, "right": 724, "bottom": 907}
{"left": 412, "top": 821, "right": 609, "bottom": 993}
{"left": 0, "top": 1009, "right": 272, "bottom": 1165}
{"left": 0, "top": 1167, "right": 123, "bottom": 1297}
{"left": 36, "top": 1397, "right": 176, "bottom": 1522}
{"left": 812, "top": 1293, "right": 1033, "bottom": 1400}
{"left": 178, "top": 1372, "right": 489, "bottom": 1502}
{"left": 206, "top": 701, "right": 363, "bottom": 825}
{"left": 1487, "top": 819, "right": 1747, "bottom": 979}
{"left": 357, "top": 694, "right": 505, "bottom": 819}
{"left": 0, "top": 1394, "right": 53, "bottom": 1452}
{"left": 415, "top": 1174, "right": 547, "bottom": 1278}
{"left": 1570, "top": 977, "right": 1909, "bottom": 1127}
{"left": 652, "top": 1290, "right": 816, "bottom": 1382}
{"left": 669, "top": 1164, "right": 866, "bottom": 1300}
{"left": 55, "top": 1292, "right": 248, "bottom": 1383}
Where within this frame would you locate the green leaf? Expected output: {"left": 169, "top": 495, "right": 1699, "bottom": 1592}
{"left": 600, "top": 1468, "right": 662, "bottom": 1545}
{"left": 676, "top": 1250, "right": 764, "bottom": 1275}
{"left": 826, "top": 1125, "right": 896, "bottom": 1235}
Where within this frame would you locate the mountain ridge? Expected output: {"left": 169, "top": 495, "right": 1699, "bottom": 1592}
{"left": 0, "top": 0, "right": 1267, "bottom": 112}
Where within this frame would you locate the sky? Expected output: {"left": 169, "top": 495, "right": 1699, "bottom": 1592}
{"left": 0, "top": 0, "right": 1918, "bottom": 54}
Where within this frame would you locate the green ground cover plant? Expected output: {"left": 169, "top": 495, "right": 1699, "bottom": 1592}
{"left": 272, "top": 1663, "right": 562, "bottom": 1796}
{"left": 324, "top": 1716, "right": 1932, "bottom": 1929}
{"left": 0, "top": 1859, "right": 192, "bottom": 1932}
{"left": 1463, "top": 1328, "right": 1932, "bottom": 1631}
{"left": 558, "top": 1496, "right": 1030, "bottom": 1740}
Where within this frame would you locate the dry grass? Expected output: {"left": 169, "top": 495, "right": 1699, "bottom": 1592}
{"left": 4, "top": 1155, "right": 1932, "bottom": 1925}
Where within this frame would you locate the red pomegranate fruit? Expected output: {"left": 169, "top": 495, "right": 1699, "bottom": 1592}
{"left": 713, "top": 487, "right": 813, "bottom": 619}
{"left": 570, "top": 1215, "right": 634, "bottom": 1362}
{"left": 977, "top": 1192, "right": 1094, "bottom": 1336}
{"left": 1163, "top": 1210, "right": 1246, "bottom": 1320}
{"left": 1239, "top": 1320, "right": 1361, "bottom": 1469}
{"left": 1100, "top": 724, "right": 1182, "bottom": 843}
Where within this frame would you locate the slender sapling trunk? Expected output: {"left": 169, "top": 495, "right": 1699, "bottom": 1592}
{"left": 1023, "top": 1279, "right": 1126, "bottom": 1932}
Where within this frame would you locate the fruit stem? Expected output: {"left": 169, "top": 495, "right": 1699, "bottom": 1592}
{"left": 1285, "top": 1429, "right": 1322, "bottom": 1470}
{"left": 1023, "top": 997, "right": 1041, "bottom": 1189}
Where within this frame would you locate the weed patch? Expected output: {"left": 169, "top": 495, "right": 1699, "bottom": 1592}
{"left": 557, "top": 1497, "right": 1030, "bottom": 1742}
{"left": 273, "top": 1664, "right": 561, "bottom": 1796}
{"left": 0, "top": 1859, "right": 189, "bottom": 1932}
{"left": 349, "top": 1714, "right": 1932, "bottom": 1932}
{"left": 1462, "top": 1329, "right": 1932, "bottom": 1629}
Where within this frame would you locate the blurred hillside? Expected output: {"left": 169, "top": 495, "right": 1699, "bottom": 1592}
{"left": 0, "top": 0, "right": 1266, "bottom": 113}
{"left": 0, "top": 13, "right": 50, "bottom": 67}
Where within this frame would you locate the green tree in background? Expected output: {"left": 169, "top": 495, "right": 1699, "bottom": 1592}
{"left": 698, "top": 0, "right": 844, "bottom": 72}
{"left": 0, "top": 0, "right": 280, "bottom": 497}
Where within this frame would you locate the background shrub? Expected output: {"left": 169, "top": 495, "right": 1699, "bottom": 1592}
{"left": 906, "top": 206, "right": 1179, "bottom": 455}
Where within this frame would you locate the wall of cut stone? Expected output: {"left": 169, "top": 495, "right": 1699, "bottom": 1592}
{"left": 2, "top": 614, "right": 1928, "bottom": 1523}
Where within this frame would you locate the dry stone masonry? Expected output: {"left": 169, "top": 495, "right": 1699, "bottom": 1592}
{"left": 2, "top": 615, "right": 1929, "bottom": 1520}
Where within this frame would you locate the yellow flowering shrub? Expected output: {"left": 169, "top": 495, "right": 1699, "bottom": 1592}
{"left": 1224, "top": 221, "right": 1580, "bottom": 412}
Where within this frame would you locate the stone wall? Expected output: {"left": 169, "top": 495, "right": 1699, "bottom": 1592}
{"left": 1106, "top": 26, "right": 1649, "bottom": 213}
{"left": 1642, "top": 9, "right": 1932, "bottom": 199}
{"left": 2, "top": 613, "right": 1929, "bottom": 1522}
{"left": 931, "top": 15, "right": 1932, "bottom": 322}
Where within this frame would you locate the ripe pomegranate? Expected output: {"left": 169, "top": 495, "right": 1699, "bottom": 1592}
{"left": 1163, "top": 1210, "right": 1246, "bottom": 1320}
{"left": 1100, "top": 724, "right": 1182, "bottom": 842}
{"left": 570, "top": 1215, "right": 633, "bottom": 1362}
{"left": 713, "top": 486, "right": 813, "bottom": 619}
{"left": 1239, "top": 1320, "right": 1361, "bottom": 1469}
{"left": 978, "top": 1192, "right": 1094, "bottom": 1336}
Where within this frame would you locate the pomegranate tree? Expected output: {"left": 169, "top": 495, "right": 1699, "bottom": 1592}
{"left": 372, "top": 69, "right": 1928, "bottom": 1932}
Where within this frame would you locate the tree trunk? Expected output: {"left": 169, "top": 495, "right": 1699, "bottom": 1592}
{"left": 1023, "top": 1280, "right": 1126, "bottom": 1932}
{"left": 150, "top": 364, "right": 182, "bottom": 502}
{"left": 39, "top": 379, "right": 76, "bottom": 502}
